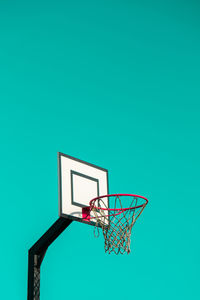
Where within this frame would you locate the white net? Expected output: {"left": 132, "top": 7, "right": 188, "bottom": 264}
{"left": 91, "top": 195, "right": 147, "bottom": 254}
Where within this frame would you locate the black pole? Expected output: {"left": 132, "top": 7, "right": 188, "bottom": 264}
{"left": 28, "top": 217, "right": 72, "bottom": 300}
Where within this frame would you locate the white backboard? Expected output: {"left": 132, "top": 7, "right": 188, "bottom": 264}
{"left": 58, "top": 152, "right": 109, "bottom": 226}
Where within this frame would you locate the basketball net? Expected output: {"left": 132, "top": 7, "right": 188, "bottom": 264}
{"left": 90, "top": 194, "right": 148, "bottom": 254}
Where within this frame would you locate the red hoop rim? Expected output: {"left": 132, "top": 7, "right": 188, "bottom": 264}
{"left": 89, "top": 193, "right": 148, "bottom": 211}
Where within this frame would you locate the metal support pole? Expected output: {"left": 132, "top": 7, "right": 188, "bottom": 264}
{"left": 28, "top": 217, "right": 72, "bottom": 300}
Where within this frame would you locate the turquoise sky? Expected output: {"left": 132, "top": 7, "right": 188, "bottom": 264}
{"left": 0, "top": 0, "right": 199, "bottom": 299}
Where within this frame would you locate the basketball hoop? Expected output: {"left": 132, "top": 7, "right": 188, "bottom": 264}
{"left": 89, "top": 194, "right": 148, "bottom": 254}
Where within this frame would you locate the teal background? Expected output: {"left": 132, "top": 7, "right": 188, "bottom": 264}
{"left": 0, "top": 0, "right": 199, "bottom": 299}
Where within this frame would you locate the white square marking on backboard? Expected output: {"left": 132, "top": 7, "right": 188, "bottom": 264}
{"left": 72, "top": 173, "right": 99, "bottom": 207}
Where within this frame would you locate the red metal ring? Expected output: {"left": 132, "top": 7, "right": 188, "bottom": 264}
{"left": 89, "top": 193, "right": 148, "bottom": 211}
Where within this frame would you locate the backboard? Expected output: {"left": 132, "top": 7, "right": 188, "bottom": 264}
{"left": 58, "top": 152, "right": 109, "bottom": 226}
